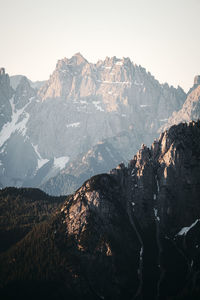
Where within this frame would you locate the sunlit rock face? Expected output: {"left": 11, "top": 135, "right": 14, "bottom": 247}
{"left": 39, "top": 53, "right": 186, "bottom": 133}
{"left": 0, "top": 54, "right": 186, "bottom": 188}
{"left": 58, "top": 121, "right": 200, "bottom": 299}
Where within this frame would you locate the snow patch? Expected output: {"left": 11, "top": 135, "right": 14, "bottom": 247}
{"left": 177, "top": 219, "right": 200, "bottom": 236}
{"left": 54, "top": 156, "right": 69, "bottom": 170}
{"left": 156, "top": 177, "right": 160, "bottom": 193}
{"left": 97, "top": 80, "right": 130, "bottom": 85}
{"left": 140, "top": 104, "right": 150, "bottom": 108}
{"left": 93, "top": 101, "right": 104, "bottom": 112}
{"left": 154, "top": 208, "right": 160, "bottom": 221}
{"left": 0, "top": 98, "right": 30, "bottom": 147}
{"left": 66, "top": 122, "right": 80, "bottom": 128}
{"left": 140, "top": 247, "right": 143, "bottom": 261}
{"left": 80, "top": 100, "right": 88, "bottom": 104}
{"left": 134, "top": 80, "right": 143, "bottom": 86}
{"left": 37, "top": 158, "right": 49, "bottom": 169}
{"left": 32, "top": 144, "right": 49, "bottom": 170}
{"left": 0, "top": 146, "right": 6, "bottom": 154}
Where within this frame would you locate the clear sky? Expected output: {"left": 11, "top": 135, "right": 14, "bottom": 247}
{"left": 0, "top": 0, "right": 199, "bottom": 92}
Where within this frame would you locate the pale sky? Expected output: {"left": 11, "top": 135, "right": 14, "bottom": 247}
{"left": 0, "top": 0, "right": 199, "bottom": 92}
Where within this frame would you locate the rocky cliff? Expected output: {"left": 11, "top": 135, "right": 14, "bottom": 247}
{"left": 0, "top": 54, "right": 187, "bottom": 189}
{"left": 1, "top": 121, "right": 200, "bottom": 300}
{"left": 0, "top": 68, "right": 14, "bottom": 130}
{"left": 161, "top": 76, "right": 200, "bottom": 131}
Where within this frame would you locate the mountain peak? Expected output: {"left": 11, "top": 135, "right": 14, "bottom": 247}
{"left": 0, "top": 67, "right": 5, "bottom": 75}
{"left": 194, "top": 75, "right": 200, "bottom": 86}
{"left": 74, "top": 52, "right": 84, "bottom": 58}
{"left": 18, "top": 75, "right": 31, "bottom": 87}
{"left": 56, "top": 53, "right": 87, "bottom": 70}
{"left": 14, "top": 75, "right": 36, "bottom": 109}
{"left": 71, "top": 52, "right": 88, "bottom": 64}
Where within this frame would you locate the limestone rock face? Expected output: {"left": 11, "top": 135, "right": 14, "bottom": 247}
{"left": 0, "top": 55, "right": 187, "bottom": 188}
{"left": 59, "top": 121, "right": 200, "bottom": 299}
{"left": 194, "top": 75, "right": 200, "bottom": 85}
{"left": 32, "top": 53, "right": 186, "bottom": 164}
{"left": 1, "top": 122, "right": 200, "bottom": 300}
{"left": 160, "top": 84, "right": 200, "bottom": 132}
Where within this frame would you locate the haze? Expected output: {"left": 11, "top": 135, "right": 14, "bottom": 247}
{"left": 0, "top": 0, "right": 199, "bottom": 92}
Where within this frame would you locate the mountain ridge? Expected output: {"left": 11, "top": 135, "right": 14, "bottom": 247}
{"left": 1, "top": 121, "right": 200, "bottom": 299}
{"left": 0, "top": 54, "right": 198, "bottom": 192}
{"left": 160, "top": 80, "right": 200, "bottom": 131}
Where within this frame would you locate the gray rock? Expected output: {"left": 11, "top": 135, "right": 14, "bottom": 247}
{"left": 194, "top": 75, "right": 200, "bottom": 85}
{"left": 10, "top": 75, "right": 46, "bottom": 91}
{"left": 160, "top": 84, "right": 200, "bottom": 132}
{"left": 14, "top": 76, "right": 36, "bottom": 109}
{"left": 0, "top": 54, "right": 187, "bottom": 188}
{"left": 0, "top": 68, "right": 14, "bottom": 130}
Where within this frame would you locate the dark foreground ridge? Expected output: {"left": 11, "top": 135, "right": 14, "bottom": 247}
{"left": 0, "top": 121, "right": 200, "bottom": 300}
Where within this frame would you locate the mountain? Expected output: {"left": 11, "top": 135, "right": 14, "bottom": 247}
{"left": 41, "top": 129, "right": 143, "bottom": 196}
{"left": 0, "top": 68, "right": 14, "bottom": 130}
{"left": 0, "top": 73, "right": 68, "bottom": 187}
{"left": 40, "top": 138, "right": 125, "bottom": 196}
{"left": 161, "top": 76, "right": 200, "bottom": 131}
{"left": 10, "top": 75, "right": 46, "bottom": 91}
{"left": 1, "top": 121, "right": 200, "bottom": 300}
{"left": 0, "top": 54, "right": 186, "bottom": 189}
{"left": 187, "top": 75, "right": 200, "bottom": 95}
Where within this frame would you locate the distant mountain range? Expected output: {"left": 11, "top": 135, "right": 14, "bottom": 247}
{"left": 1, "top": 121, "right": 200, "bottom": 300}
{"left": 0, "top": 54, "right": 199, "bottom": 194}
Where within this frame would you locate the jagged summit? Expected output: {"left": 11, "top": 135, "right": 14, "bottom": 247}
{"left": 38, "top": 53, "right": 186, "bottom": 118}
{"left": 160, "top": 83, "right": 200, "bottom": 131}
{"left": 56, "top": 52, "right": 88, "bottom": 69}
{"left": 194, "top": 75, "right": 200, "bottom": 86}
{"left": 73, "top": 52, "right": 88, "bottom": 62}
{"left": 0, "top": 55, "right": 189, "bottom": 188}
